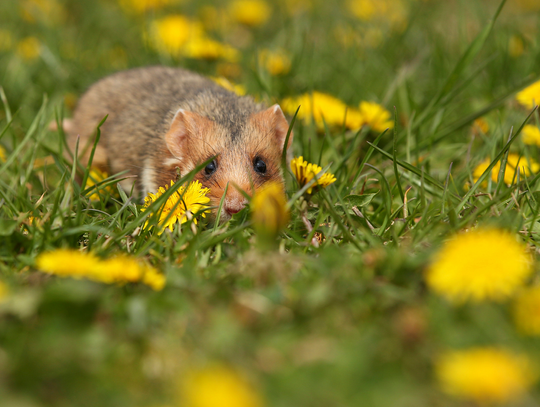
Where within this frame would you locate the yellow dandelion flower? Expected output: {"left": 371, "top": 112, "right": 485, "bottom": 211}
{"left": 258, "top": 49, "right": 291, "bottom": 76}
{"left": 251, "top": 181, "right": 289, "bottom": 237}
{"left": 0, "top": 145, "right": 6, "bottom": 162}
{"left": 26, "top": 216, "right": 41, "bottom": 227}
{"left": 181, "top": 365, "right": 263, "bottom": 407}
{"left": 210, "top": 77, "right": 246, "bottom": 96}
{"left": 85, "top": 168, "right": 115, "bottom": 201}
{"left": 513, "top": 286, "right": 540, "bottom": 336}
{"left": 358, "top": 101, "right": 393, "bottom": 132}
{"left": 148, "top": 15, "right": 203, "bottom": 57}
{"left": 118, "top": 0, "right": 180, "bottom": 14}
{"left": 473, "top": 117, "right": 489, "bottom": 134}
{"left": 36, "top": 249, "right": 166, "bottom": 290}
{"left": 16, "top": 36, "right": 41, "bottom": 61}
{"left": 436, "top": 347, "right": 536, "bottom": 405}
{"left": 95, "top": 256, "right": 166, "bottom": 291}
{"left": 228, "top": 0, "right": 271, "bottom": 27}
{"left": 348, "top": 0, "right": 377, "bottom": 20}
{"left": 37, "top": 249, "right": 102, "bottom": 279}
{"left": 426, "top": 228, "right": 533, "bottom": 303}
{"left": 347, "top": 0, "right": 408, "bottom": 29}
{"left": 344, "top": 108, "right": 364, "bottom": 130}
{"left": 290, "top": 156, "right": 336, "bottom": 194}
{"left": 142, "top": 266, "right": 167, "bottom": 291}
{"left": 94, "top": 256, "right": 142, "bottom": 284}
{"left": 183, "top": 37, "right": 239, "bottom": 62}
{"left": 147, "top": 15, "right": 236, "bottom": 62}
{"left": 0, "top": 29, "right": 13, "bottom": 52}
{"left": 472, "top": 153, "right": 540, "bottom": 186}
{"left": 281, "top": 92, "right": 352, "bottom": 130}
{"left": 142, "top": 180, "right": 211, "bottom": 235}
{"left": 522, "top": 124, "right": 540, "bottom": 147}
{"left": 516, "top": 80, "right": 540, "bottom": 110}
{"left": 0, "top": 281, "right": 9, "bottom": 302}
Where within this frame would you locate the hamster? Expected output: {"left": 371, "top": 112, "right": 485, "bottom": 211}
{"left": 65, "top": 66, "right": 293, "bottom": 220}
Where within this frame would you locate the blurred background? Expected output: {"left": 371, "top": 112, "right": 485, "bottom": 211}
{"left": 0, "top": 0, "right": 538, "bottom": 122}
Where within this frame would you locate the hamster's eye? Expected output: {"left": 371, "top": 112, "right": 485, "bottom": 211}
{"left": 254, "top": 157, "right": 267, "bottom": 175}
{"left": 205, "top": 160, "right": 217, "bottom": 175}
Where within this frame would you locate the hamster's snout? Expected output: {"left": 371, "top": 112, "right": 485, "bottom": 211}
{"left": 221, "top": 185, "right": 249, "bottom": 218}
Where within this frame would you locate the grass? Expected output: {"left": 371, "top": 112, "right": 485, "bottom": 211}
{"left": 1, "top": 0, "right": 540, "bottom": 406}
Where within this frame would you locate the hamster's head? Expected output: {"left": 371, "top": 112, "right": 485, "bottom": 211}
{"left": 165, "top": 104, "right": 293, "bottom": 221}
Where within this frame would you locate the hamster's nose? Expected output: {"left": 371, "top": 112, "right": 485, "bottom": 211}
{"left": 226, "top": 206, "right": 241, "bottom": 215}
{"left": 224, "top": 200, "right": 247, "bottom": 216}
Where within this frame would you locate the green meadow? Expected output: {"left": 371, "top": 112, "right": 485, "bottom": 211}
{"left": 1, "top": 0, "right": 540, "bottom": 406}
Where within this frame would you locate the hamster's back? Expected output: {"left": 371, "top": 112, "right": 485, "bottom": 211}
{"left": 67, "top": 66, "right": 242, "bottom": 174}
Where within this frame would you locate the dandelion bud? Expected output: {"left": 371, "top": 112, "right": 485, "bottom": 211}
{"left": 251, "top": 182, "right": 289, "bottom": 239}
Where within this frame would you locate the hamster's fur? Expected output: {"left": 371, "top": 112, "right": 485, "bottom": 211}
{"left": 66, "top": 66, "right": 293, "bottom": 220}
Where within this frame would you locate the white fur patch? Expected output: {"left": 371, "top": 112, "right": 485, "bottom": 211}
{"left": 163, "top": 157, "right": 182, "bottom": 167}
{"left": 141, "top": 157, "right": 157, "bottom": 195}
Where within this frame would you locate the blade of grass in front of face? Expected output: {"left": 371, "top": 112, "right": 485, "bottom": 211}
{"left": 213, "top": 182, "right": 229, "bottom": 231}
{"left": 118, "top": 157, "right": 216, "bottom": 242}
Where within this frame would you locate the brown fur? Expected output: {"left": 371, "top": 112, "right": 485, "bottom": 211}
{"left": 66, "top": 66, "right": 293, "bottom": 220}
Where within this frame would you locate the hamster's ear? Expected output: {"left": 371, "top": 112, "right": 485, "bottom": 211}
{"left": 251, "top": 104, "right": 293, "bottom": 153}
{"left": 165, "top": 109, "right": 214, "bottom": 159}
